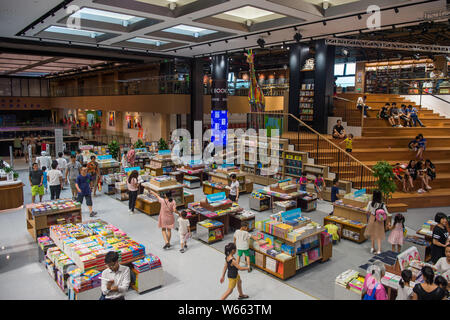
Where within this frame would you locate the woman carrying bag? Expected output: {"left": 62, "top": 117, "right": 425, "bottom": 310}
{"left": 150, "top": 190, "right": 179, "bottom": 249}
{"left": 365, "top": 190, "right": 388, "bottom": 254}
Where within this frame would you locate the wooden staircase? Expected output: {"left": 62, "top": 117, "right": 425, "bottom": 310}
{"left": 284, "top": 93, "right": 450, "bottom": 211}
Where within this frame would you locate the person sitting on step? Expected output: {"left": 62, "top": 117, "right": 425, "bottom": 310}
{"left": 332, "top": 119, "right": 346, "bottom": 139}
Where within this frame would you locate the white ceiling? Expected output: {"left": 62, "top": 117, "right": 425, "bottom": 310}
{"left": 0, "top": 0, "right": 447, "bottom": 58}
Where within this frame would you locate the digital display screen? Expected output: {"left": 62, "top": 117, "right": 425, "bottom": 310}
{"left": 211, "top": 110, "right": 228, "bottom": 147}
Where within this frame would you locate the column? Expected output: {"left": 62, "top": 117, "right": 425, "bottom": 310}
{"left": 288, "top": 43, "right": 309, "bottom": 131}
{"left": 189, "top": 58, "right": 204, "bottom": 135}
{"left": 210, "top": 55, "right": 228, "bottom": 147}
{"left": 314, "top": 39, "right": 335, "bottom": 133}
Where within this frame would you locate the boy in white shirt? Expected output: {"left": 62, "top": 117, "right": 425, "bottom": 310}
{"left": 234, "top": 223, "right": 252, "bottom": 272}
{"left": 228, "top": 174, "right": 240, "bottom": 203}
{"left": 56, "top": 152, "right": 67, "bottom": 189}
{"left": 178, "top": 211, "right": 191, "bottom": 253}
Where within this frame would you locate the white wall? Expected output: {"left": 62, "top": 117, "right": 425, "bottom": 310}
{"left": 401, "top": 95, "right": 450, "bottom": 118}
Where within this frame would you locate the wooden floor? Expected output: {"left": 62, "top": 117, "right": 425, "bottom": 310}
{"left": 283, "top": 93, "right": 450, "bottom": 210}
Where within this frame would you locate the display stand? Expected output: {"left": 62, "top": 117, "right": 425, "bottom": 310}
{"left": 196, "top": 220, "right": 224, "bottom": 243}
{"left": 249, "top": 193, "right": 270, "bottom": 211}
{"left": 26, "top": 201, "right": 82, "bottom": 241}
{"left": 135, "top": 195, "right": 160, "bottom": 216}
{"left": 250, "top": 210, "right": 332, "bottom": 280}
{"left": 141, "top": 180, "right": 185, "bottom": 207}
{"left": 183, "top": 191, "right": 194, "bottom": 206}
{"left": 208, "top": 171, "right": 253, "bottom": 194}
{"left": 146, "top": 155, "right": 176, "bottom": 176}
{"left": 183, "top": 175, "right": 201, "bottom": 189}
{"left": 169, "top": 171, "right": 184, "bottom": 183}
{"left": 134, "top": 148, "right": 152, "bottom": 169}
{"left": 178, "top": 166, "right": 205, "bottom": 185}
{"left": 130, "top": 267, "right": 164, "bottom": 294}
{"left": 67, "top": 280, "right": 102, "bottom": 300}
{"left": 229, "top": 213, "right": 256, "bottom": 232}
{"left": 202, "top": 181, "right": 230, "bottom": 197}
{"left": 0, "top": 179, "right": 24, "bottom": 210}
{"left": 324, "top": 213, "right": 367, "bottom": 243}
{"left": 115, "top": 182, "right": 129, "bottom": 201}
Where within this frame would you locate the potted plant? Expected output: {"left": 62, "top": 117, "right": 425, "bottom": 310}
{"left": 134, "top": 139, "right": 145, "bottom": 149}
{"left": 13, "top": 171, "right": 19, "bottom": 181}
{"left": 108, "top": 140, "right": 120, "bottom": 160}
{"left": 158, "top": 138, "right": 169, "bottom": 151}
{"left": 372, "top": 161, "right": 397, "bottom": 202}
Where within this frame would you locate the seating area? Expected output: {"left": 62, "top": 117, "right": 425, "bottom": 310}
{"left": 284, "top": 93, "right": 450, "bottom": 211}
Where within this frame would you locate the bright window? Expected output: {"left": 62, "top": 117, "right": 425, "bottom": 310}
{"left": 334, "top": 63, "right": 345, "bottom": 76}
{"left": 345, "top": 62, "right": 356, "bottom": 75}
{"left": 335, "top": 76, "right": 355, "bottom": 88}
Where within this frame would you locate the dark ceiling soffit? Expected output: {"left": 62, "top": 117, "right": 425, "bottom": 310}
{"left": 0, "top": 37, "right": 191, "bottom": 61}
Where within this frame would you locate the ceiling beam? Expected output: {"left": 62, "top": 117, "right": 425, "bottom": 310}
{"left": 4, "top": 57, "right": 60, "bottom": 75}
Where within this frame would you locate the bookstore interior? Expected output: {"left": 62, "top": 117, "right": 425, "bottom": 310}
{"left": 0, "top": 0, "right": 449, "bottom": 303}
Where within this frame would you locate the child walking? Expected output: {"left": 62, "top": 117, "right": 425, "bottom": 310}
{"left": 299, "top": 172, "right": 308, "bottom": 192}
{"left": 220, "top": 243, "right": 249, "bottom": 300}
{"left": 396, "top": 269, "right": 413, "bottom": 300}
{"left": 233, "top": 222, "right": 252, "bottom": 272}
{"left": 42, "top": 166, "right": 48, "bottom": 194}
{"left": 388, "top": 213, "right": 406, "bottom": 253}
{"left": 314, "top": 173, "right": 325, "bottom": 200}
{"left": 178, "top": 210, "right": 191, "bottom": 253}
{"left": 340, "top": 133, "right": 353, "bottom": 164}
{"left": 329, "top": 179, "right": 340, "bottom": 216}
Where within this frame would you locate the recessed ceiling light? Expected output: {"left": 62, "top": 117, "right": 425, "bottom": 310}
{"left": 224, "top": 6, "right": 274, "bottom": 20}
{"left": 127, "top": 37, "right": 169, "bottom": 46}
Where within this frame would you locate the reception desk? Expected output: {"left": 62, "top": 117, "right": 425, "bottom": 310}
{"left": 0, "top": 180, "right": 24, "bottom": 210}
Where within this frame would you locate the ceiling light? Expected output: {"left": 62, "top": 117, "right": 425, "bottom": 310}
{"left": 257, "top": 38, "right": 265, "bottom": 48}
{"left": 168, "top": 2, "right": 177, "bottom": 10}
{"left": 323, "top": 21, "right": 327, "bottom": 26}
{"left": 156, "top": 41, "right": 161, "bottom": 47}
{"left": 446, "top": 56, "right": 450, "bottom": 62}
{"left": 342, "top": 48, "right": 349, "bottom": 56}
{"left": 281, "top": 42, "right": 285, "bottom": 49}
{"left": 267, "top": 31, "right": 271, "bottom": 36}
{"left": 286, "top": 46, "right": 290, "bottom": 50}
{"left": 245, "top": 20, "right": 253, "bottom": 27}
{"left": 394, "top": 7, "right": 399, "bottom": 14}
{"left": 293, "top": 32, "right": 302, "bottom": 42}
{"left": 322, "top": 1, "right": 330, "bottom": 10}
{"left": 357, "top": 14, "right": 362, "bottom": 20}
{"left": 208, "top": 43, "right": 211, "bottom": 47}
{"left": 413, "top": 53, "right": 420, "bottom": 59}
{"left": 194, "top": 32, "right": 199, "bottom": 38}
{"left": 225, "top": 6, "right": 274, "bottom": 20}
{"left": 293, "top": 26, "right": 298, "bottom": 31}
{"left": 244, "top": 36, "right": 247, "bottom": 40}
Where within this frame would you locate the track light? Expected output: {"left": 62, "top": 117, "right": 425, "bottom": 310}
{"left": 357, "top": 14, "right": 362, "bottom": 20}
{"left": 342, "top": 48, "right": 349, "bottom": 56}
{"left": 208, "top": 43, "right": 211, "bottom": 47}
{"left": 394, "top": 7, "right": 399, "bottom": 14}
{"left": 359, "top": 29, "right": 363, "bottom": 34}
{"left": 257, "top": 38, "right": 265, "bottom": 48}
{"left": 189, "top": 46, "right": 192, "bottom": 50}
{"left": 392, "top": 25, "right": 396, "bottom": 30}
{"left": 413, "top": 53, "right": 420, "bottom": 59}
{"left": 267, "top": 31, "right": 271, "bottom": 36}
{"left": 293, "top": 32, "right": 302, "bottom": 42}
{"left": 293, "top": 26, "right": 298, "bottom": 31}
{"left": 323, "top": 21, "right": 327, "bottom": 26}
{"left": 225, "top": 40, "right": 228, "bottom": 43}
{"left": 244, "top": 36, "right": 247, "bottom": 40}
{"left": 281, "top": 42, "right": 285, "bottom": 49}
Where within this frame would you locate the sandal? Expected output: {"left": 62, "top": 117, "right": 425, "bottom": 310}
{"left": 238, "top": 295, "right": 249, "bottom": 300}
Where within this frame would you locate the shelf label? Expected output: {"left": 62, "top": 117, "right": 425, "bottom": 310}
{"left": 354, "top": 188, "right": 366, "bottom": 197}
{"left": 206, "top": 192, "right": 226, "bottom": 203}
{"left": 97, "top": 155, "right": 112, "bottom": 160}
{"left": 280, "top": 208, "right": 301, "bottom": 221}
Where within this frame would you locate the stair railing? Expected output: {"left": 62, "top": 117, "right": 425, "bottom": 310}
{"left": 398, "top": 80, "right": 450, "bottom": 109}
{"left": 247, "top": 111, "right": 376, "bottom": 190}
{"left": 333, "top": 96, "right": 366, "bottom": 127}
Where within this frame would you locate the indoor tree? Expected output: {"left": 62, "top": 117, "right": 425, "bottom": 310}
{"left": 158, "top": 138, "right": 169, "bottom": 150}
{"left": 108, "top": 140, "right": 120, "bottom": 160}
{"left": 372, "top": 161, "right": 397, "bottom": 202}
{"left": 134, "top": 139, "right": 145, "bottom": 149}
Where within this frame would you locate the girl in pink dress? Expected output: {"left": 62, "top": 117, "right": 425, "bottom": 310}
{"left": 388, "top": 213, "right": 406, "bottom": 253}
{"left": 150, "top": 190, "right": 178, "bottom": 249}
{"left": 362, "top": 261, "right": 388, "bottom": 300}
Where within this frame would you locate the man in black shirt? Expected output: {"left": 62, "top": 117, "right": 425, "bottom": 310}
{"left": 29, "top": 162, "right": 44, "bottom": 203}
{"left": 332, "top": 119, "right": 346, "bottom": 139}
{"left": 389, "top": 102, "right": 401, "bottom": 127}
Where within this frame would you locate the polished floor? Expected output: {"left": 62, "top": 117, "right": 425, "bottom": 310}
{"left": 0, "top": 158, "right": 446, "bottom": 300}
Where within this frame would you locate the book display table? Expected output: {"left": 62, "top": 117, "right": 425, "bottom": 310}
{"left": 183, "top": 175, "right": 201, "bottom": 189}
{"left": 249, "top": 192, "right": 270, "bottom": 211}
{"left": 229, "top": 210, "right": 256, "bottom": 232}
{"left": 26, "top": 199, "right": 82, "bottom": 241}
{"left": 141, "top": 176, "right": 185, "bottom": 208}
{"left": 196, "top": 220, "right": 224, "bottom": 243}
{"left": 208, "top": 171, "right": 253, "bottom": 194}
{"left": 174, "top": 209, "right": 198, "bottom": 232}
{"left": 135, "top": 194, "right": 160, "bottom": 216}
{"left": 188, "top": 192, "right": 243, "bottom": 234}
{"left": 178, "top": 166, "right": 205, "bottom": 185}
{"left": 273, "top": 200, "right": 297, "bottom": 214}
{"left": 202, "top": 181, "right": 230, "bottom": 197}
{"left": 97, "top": 156, "right": 120, "bottom": 176}
{"left": 135, "top": 148, "right": 152, "bottom": 169}
{"left": 130, "top": 254, "right": 164, "bottom": 294}
{"left": 146, "top": 155, "right": 176, "bottom": 176}
{"left": 324, "top": 214, "right": 367, "bottom": 243}
{"left": 169, "top": 171, "right": 184, "bottom": 183}
{"left": 249, "top": 209, "right": 332, "bottom": 280}
{"left": 257, "top": 187, "right": 315, "bottom": 211}
{"left": 0, "top": 179, "right": 24, "bottom": 210}
{"left": 115, "top": 182, "right": 129, "bottom": 201}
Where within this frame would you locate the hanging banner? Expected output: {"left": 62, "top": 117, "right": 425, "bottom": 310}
{"left": 54, "top": 128, "right": 63, "bottom": 157}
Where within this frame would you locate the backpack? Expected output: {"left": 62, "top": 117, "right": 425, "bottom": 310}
{"left": 363, "top": 283, "right": 378, "bottom": 300}
{"left": 375, "top": 207, "right": 387, "bottom": 222}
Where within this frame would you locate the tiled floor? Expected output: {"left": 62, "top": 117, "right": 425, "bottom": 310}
{"left": 0, "top": 157, "right": 445, "bottom": 300}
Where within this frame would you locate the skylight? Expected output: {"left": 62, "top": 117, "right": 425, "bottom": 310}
{"left": 224, "top": 6, "right": 274, "bottom": 20}
{"left": 163, "top": 24, "right": 217, "bottom": 37}
{"left": 45, "top": 26, "right": 105, "bottom": 38}
{"left": 127, "top": 37, "right": 169, "bottom": 46}
{"left": 70, "top": 8, "right": 145, "bottom": 26}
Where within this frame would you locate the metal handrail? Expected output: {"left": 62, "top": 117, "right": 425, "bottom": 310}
{"left": 398, "top": 80, "right": 450, "bottom": 107}
{"left": 248, "top": 111, "right": 373, "bottom": 173}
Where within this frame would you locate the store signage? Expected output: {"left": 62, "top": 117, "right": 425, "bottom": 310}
{"left": 97, "top": 155, "right": 112, "bottom": 160}
{"left": 280, "top": 208, "right": 301, "bottom": 222}
{"left": 354, "top": 188, "right": 366, "bottom": 197}
{"left": 206, "top": 192, "right": 226, "bottom": 203}
{"left": 158, "top": 150, "right": 171, "bottom": 155}
{"left": 211, "top": 79, "right": 227, "bottom": 110}
{"left": 124, "top": 166, "right": 140, "bottom": 173}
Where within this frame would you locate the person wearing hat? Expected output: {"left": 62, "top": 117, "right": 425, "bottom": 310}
{"left": 36, "top": 151, "right": 52, "bottom": 171}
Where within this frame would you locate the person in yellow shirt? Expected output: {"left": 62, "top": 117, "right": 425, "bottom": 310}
{"left": 340, "top": 134, "right": 353, "bottom": 164}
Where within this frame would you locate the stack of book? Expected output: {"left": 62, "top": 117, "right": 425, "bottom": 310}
{"left": 132, "top": 254, "right": 162, "bottom": 273}
{"left": 335, "top": 269, "right": 359, "bottom": 288}
{"left": 37, "top": 236, "right": 56, "bottom": 253}
{"left": 28, "top": 199, "right": 81, "bottom": 216}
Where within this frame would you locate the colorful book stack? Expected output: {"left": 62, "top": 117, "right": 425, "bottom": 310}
{"left": 28, "top": 199, "right": 81, "bottom": 216}
{"left": 348, "top": 276, "right": 365, "bottom": 294}
{"left": 132, "top": 254, "right": 162, "bottom": 273}
{"left": 69, "top": 269, "right": 101, "bottom": 292}
{"left": 419, "top": 220, "right": 437, "bottom": 236}
{"left": 37, "top": 236, "right": 56, "bottom": 253}
{"left": 208, "top": 228, "right": 223, "bottom": 242}
{"left": 335, "top": 269, "right": 359, "bottom": 288}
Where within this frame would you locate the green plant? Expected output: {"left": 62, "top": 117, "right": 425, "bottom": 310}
{"left": 134, "top": 139, "right": 145, "bottom": 149}
{"left": 13, "top": 172, "right": 19, "bottom": 180}
{"left": 372, "top": 161, "right": 397, "bottom": 202}
{"left": 158, "top": 138, "right": 169, "bottom": 150}
{"left": 108, "top": 140, "right": 120, "bottom": 160}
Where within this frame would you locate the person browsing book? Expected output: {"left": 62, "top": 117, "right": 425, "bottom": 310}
{"left": 101, "top": 251, "right": 130, "bottom": 300}
{"left": 430, "top": 212, "right": 449, "bottom": 264}
{"left": 228, "top": 174, "right": 240, "bottom": 202}
{"left": 396, "top": 269, "right": 413, "bottom": 300}
{"left": 412, "top": 266, "right": 446, "bottom": 300}
{"left": 299, "top": 172, "right": 308, "bottom": 192}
